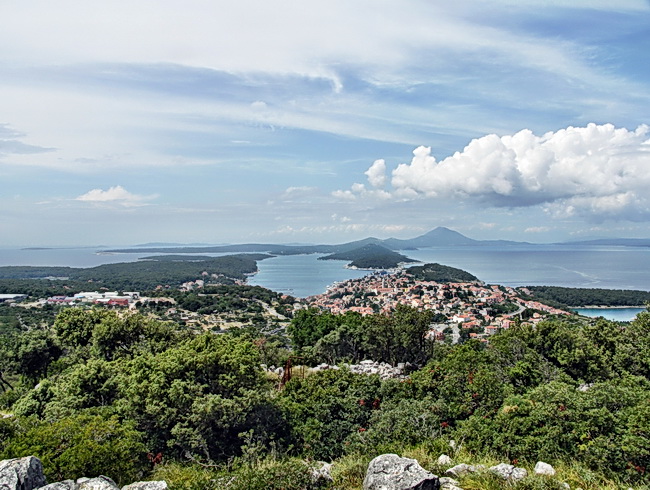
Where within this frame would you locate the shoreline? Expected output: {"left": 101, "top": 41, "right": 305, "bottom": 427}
{"left": 574, "top": 305, "right": 646, "bottom": 309}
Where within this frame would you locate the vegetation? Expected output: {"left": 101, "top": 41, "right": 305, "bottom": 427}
{"left": 0, "top": 254, "right": 268, "bottom": 291}
{"left": 406, "top": 263, "right": 480, "bottom": 283}
{"left": 1, "top": 299, "right": 649, "bottom": 488}
{"left": 523, "top": 285, "right": 650, "bottom": 307}
{"left": 318, "top": 244, "right": 416, "bottom": 269}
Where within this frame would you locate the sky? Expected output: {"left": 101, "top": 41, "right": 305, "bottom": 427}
{"left": 1, "top": 1, "right": 650, "bottom": 247}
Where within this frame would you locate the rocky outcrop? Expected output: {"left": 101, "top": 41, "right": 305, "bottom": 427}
{"left": 436, "top": 454, "right": 452, "bottom": 466}
{"left": 488, "top": 463, "right": 527, "bottom": 481}
{"left": 444, "top": 463, "right": 484, "bottom": 478}
{"left": 0, "top": 456, "right": 167, "bottom": 490}
{"left": 0, "top": 457, "right": 47, "bottom": 490}
{"left": 534, "top": 461, "right": 556, "bottom": 476}
{"left": 363, "top": 454, "right": 440, "bottom": 490}
{"left": 121, "top": 482, "right": 168, "bottom": 490}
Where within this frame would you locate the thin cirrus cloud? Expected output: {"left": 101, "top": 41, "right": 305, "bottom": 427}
{"left": 74, "top": 186, "right": 157, "bottom": 207}
{"left": 336, "top": 123, "right": 650, "bottom": 222}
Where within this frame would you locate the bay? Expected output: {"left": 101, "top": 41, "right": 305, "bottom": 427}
{"left": 572, "top": 308, "right": 645, "bottom": 322}
{"left": 247, "top": 254, "right": 369, "bottom": 297}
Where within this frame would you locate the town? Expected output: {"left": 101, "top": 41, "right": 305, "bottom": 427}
{"left": 303, "top": 270, "right": 569, "bottom": 342}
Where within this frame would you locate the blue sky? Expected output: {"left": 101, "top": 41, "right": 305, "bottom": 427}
{"left": 1, "top": 1, "right": 650, "bottom": 246}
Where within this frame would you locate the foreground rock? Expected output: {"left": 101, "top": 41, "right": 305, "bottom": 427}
{"left": 489, "top": 463, "right": 527, "bottom": 481}
{"left": 0, "top": 457, "right": 46, "bottom": 490}
{"left": 444, "top": 463, "right": 484, "bottom": 477}
{"left": 363, "top": 454, "right": 440, "bottom": 490}
{"left": 534, "top": 461, "right": 556, "bottom": 476}
{"left": 0, "top": 455, "right": 167, "bottom": 490}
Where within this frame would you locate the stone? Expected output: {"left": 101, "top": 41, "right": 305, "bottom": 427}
{"left": 0, "top": 456, "right": 47, "bottom": 490}
{"left": 444, "top": 463, "right": 483, "bottom": 477}
{"left": 121, "top": 482, "right": 168, "bottom": 490}
{"left": 77, "top": 475, "right": 120, "bottom": 489}
{"left": 534, "top": 461, "right": 556, "bottom": 476}
{"left": 309, "top": 461, "right": 333, "bottom": 484}
{"left": 489, "top": 463, "right": 527, "bottom": 481}
{"left": 436, "top": 454, "right": 452, "bottom": 466}
{"left": 438, "top": 476, "right": 462, "bottom": 489}
{"left": 363, "top": 454, "right": 440, "bottom": 490}
{"left": 39, "top": 482, "right": 77, "bottom": 490}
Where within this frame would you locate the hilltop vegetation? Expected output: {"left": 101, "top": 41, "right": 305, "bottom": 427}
{"left": 0, "top": 254, "right": 269, "bottom": 293}
{"left": 0, "top": 296, "right": 649, "bottom": 488}
{"left": 523, "top": 285, "right": 650, "bottom": 307}
{"left": 406, "top": 262, "right": 480, "bottom": 283}
{"left": 319, "top": 243, "right": 417, "bottom": 269}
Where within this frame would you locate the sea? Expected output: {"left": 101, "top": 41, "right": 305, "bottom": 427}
{"left": 1, "top": 244, "right": 648, "bottom": 321}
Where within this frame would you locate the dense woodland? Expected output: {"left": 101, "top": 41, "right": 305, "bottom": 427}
{"left": 523, "top": 286, "right": 650, "bottom": 307}
{"left": 406, "top": 263, "right": 480, "bottom": 283}
{"left": 0, "top": 254, "right": 267, "bottom": 294}
{"left": 1, "top": 294, "right": 649, "bottom": 489}
{"left": 319, "top": 244, "right": 416, "bottom": 270}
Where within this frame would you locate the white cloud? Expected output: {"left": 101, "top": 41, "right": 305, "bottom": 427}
{"left": 365, "top": 159, "right": 387, "bottom": 188}
{"left": 525, "top": 226, "right": 550, "bottom": 233}
{"left": 75, "top": 185, "right": 156, "bottom": 207}
{"left": 375, "top": 124, "right": 650, "bottom": 222}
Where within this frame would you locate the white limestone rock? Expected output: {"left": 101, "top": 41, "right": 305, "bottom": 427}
{"left": 534, "top": 461, "right": 556, "bottom": 476}
{"left": 0, "top": 456, "right": 47, "bottom": 490}
{"left": 363, "top": 454, "right": 440, "bottom": 490}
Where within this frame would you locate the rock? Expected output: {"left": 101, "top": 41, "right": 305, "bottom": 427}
{"left": 77, "top": 475, "right": 120, "bottom": 489}
{"left": 534, "top": 461, "right": 556, "bottom": 476}
{"left": 39, "top": 482, "right": 77, "bottom": 490}
{"left": 436, "top": 454, "right": 452, "bottom": 466}
{"left": 121, "top": 482, "right": 168, "bottom": 490}
{"left": 489, "top": 463, "right": 527, "bottom": 481}
{"left": 0, "top": 456, "right": 47, "bottom": 490}
{"left": 363, "top": 454, "right": 440, "bottom": 490}
{"left": 438, "top": 476, "right": 462, "bottom": 489}
{"left": 444, "top": 463, "right": 483, "bottom": 477}
{"left": 309, "top": 461, "right": 333, "bottom": 484}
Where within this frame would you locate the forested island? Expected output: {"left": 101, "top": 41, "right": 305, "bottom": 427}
{"left": 318, "top": 243, "right": 417, "bottom": 269}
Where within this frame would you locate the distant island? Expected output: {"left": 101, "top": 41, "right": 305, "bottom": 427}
{"left": 406, "top": 262, "right": 480, "bottom": 283}
{"left": 318, "top": 243, "right": 417, "bottom": 269}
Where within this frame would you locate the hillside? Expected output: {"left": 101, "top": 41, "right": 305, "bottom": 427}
{"left": 318, "top": 243, "right": 416, "bottom": 269}
{"left": 0, "top": 254, "right": 270, "bottom": 292}
{"left": 406, "top": 262, "right": 480, "bottom": 283}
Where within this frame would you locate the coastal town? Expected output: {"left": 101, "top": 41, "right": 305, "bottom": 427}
{"left": 303, "top": 270, "right": 570, "bottom": 342}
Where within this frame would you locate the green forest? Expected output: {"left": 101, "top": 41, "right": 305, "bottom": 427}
{"left": 0, "top": 254, "right": 268, "bottom": 295}
{"left": 1, "top": 300, "right": 649, "bottom": 489}
{"left": 523, "top": 286, "right": 650, "bottom": 307}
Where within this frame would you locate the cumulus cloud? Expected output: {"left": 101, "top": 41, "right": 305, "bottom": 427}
{"left": 341, "top": 123, "right": 650, "bottom": 222}
{"left": 75, "top": 185, "right": 156, "bottom": 207}
{"left": 365, "top": 159, "right": 387, "bottom": 188}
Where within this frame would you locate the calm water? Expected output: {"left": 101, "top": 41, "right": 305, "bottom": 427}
{"left": 247, "top": 254, "right": 369, "bottom": 297}
{"left": 1, "top": 244, "right": 649, "bottom": 299}
{"left": 572, "top": 308, "right": 645, "bottom": 322}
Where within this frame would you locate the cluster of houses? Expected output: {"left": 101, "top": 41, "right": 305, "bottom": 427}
{"left": 305, "top": 270, "right": 569, "bottom": 340}
{"left": 46, "top": 291, "right": 140, "bottom": 307}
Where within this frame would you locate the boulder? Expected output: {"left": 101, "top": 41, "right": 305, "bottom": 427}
{"left": 309, "top": 461, "right": 333, "bottom": 484}
{"left": 121, "top": 482, "right": 168, "bottom": 490}
{"left": 436, "top": 454, "right": 452, "bottom": 466}
{"left": 363, "top": 454, "right": 440, "bottom": 490}
{"left": 489, "top": 463, "right": 527, "bottom": 481}
{"left": 0, "top": 456, "right": 47, "bottom": 490}
{"left": 444, "top": 463, "right": 483, "bottom": 477}
{"left": 534, "top": 461, "right": 556, "bottom": 476}
{"left": 438, "top": 476, "right": 462, "bottom": 490}
{"left": 39, "top": 482, "right": 77, "bottom": 490}
{"left": 77, "top": 475, "right": 120, "bottom": 489}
